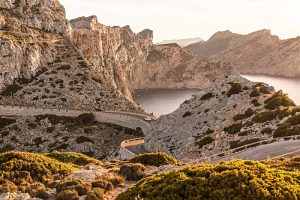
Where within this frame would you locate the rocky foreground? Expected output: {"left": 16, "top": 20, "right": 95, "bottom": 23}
{"left": 0, "top": 151, "right": 299, "bottom": 200}
{"left": 145, "top": 75, "right": 300, "bottom": 162}
{"left": 185, "top": 29, "right": 300, "bottom": 77}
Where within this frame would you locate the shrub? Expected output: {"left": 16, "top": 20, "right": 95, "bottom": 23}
{"left": 92, "top": 179, "right": 113, "bottom": 192}
{"left": 26, "top": 182, "right": 48, "bottom": 199}
{"left": 75, "top": 136, "right": 94, "bottom": 144}
{"left": 77, "top": 113, "right": 95, "bottom": 125}
{"left": 264, "top": 91, "right": 295, "bottom": 110}
{"left": 201, "top": 93, "right": 214, "bottom": 100}
{"left": 251, "top": 99, "right": 261, "bottom": 107}
{"left": 233, "top": 108, "right": 254, "bottom": 121}
{"left": 117, "top": 160, "right": 300, "bottom": 200}
{"left": 100, "top": 173, "right": 125, "bottom": 187}
{"left": 0, "top": 83, "right": 22, "bottom": 96}
{"left": 56, "top": 179, "right": 91, "bottom": 196}
{"left": 252, "top": 111, "right": 277, "bottom": 123}
{"left": 129, "top": 152, "right": 178, "bottom": 167}
{"left": 183, "top": 112, "right": 192, "bottom": 118}
{"left": 0, "top": 152, "right": 76, "bottom": 185}
{"left": 229, "top": 138, "right": 260, "bottom": 149}
{"left": 196, "top": 136, "right": 214, "bottom": 148}
{"left": 119, "top": 163, "right": 147, "bottom": 181}
{"left": 0, "top": 117, "right": 16, "bottom": 129}
{"left": 250, "top": 88, "right": 260, "bottom": 97}
{"left": 263, "top": 157, "right": 300, "bottom": 172}
{"left": 227, "top": 82, "right": 242, "bottom": 97}
{"left": 57, "top": 189, "right": 79, "bottom": 200}
{"left": 224, "top": 123, "right": 243, "bottom": 134}
{"left": 46, "top": 151, "right": 102, "bottom": 166}
{"left": 0, "top": 180, "right": 17, "bottom": 193}
{"left": 85, "top": 188, "right": 104, "bottom": 200}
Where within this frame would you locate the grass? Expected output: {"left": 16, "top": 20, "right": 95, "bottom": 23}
{"left": 129, "top": 152, "right": 178, "bottom": 167}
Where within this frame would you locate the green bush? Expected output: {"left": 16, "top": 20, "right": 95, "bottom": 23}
{"left": 25, "top": 182, "right": 48, "bottom": 199}
{"left": 46, "top": 151, "right": 102, "bottom": 166}
{"left": 182, "top": 112, "right": 192, "bottom": 118}
{"left": 227, "top": 82, "right": 242, "bottom": 97}
{"left": 0, "top": 152, "right": 76, "bottom": 185}
{"left": 56, "top": 179, "right": 91, "bottom": 196}
{"left": 0, "top": 180, "right": 17, "bottom": 193}
{"left": 264, "top": 91, "right": 295, "bottom": 110}
{"left": 57, "top": 189, "right": 79, "bottom": 200}
{"left": 117, "top": 160, "right": 300, "bottom": 200}
{"left": 85, "top": 188, "right": 104, "bottom": 200}
{"left": 250, "top": 88, "right": 260, "bottom": 97}
{"left": 201, "top": 93, "right": 214, "bottom": 100}
{"left": 100, "top": 173, "right": 125, "bottom": 187}
{"left": 196, "top": 136, "right": 214, "bottom": 148}
{"left": 129, "top": 152, "right": 178, "bottom": 167}
{"left": 0, "top": 117, "right": 16, "bottom": 129}
{"left": 263, "top": 157, "right": 300, "bottom": 172}
{"left": 119, "top": 163, "right": 147, "bottom": 181}
{"left": 223, "top": 123, "right": 243, "bottom": 134}
{"left": 92, "top": 179, "right": 113, "bottom": 192}
{"left": 252, "top": 111, "right": 277, "bottom": 123}
{"left": 233, "top": 108, "right": 254, "bottom": 121}
{"left": 0, "top": 83, "right": 22, "bottom": 96}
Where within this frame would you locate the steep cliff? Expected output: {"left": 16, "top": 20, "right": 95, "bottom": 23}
{"left": 185, "top": 29, "right": 300, "bottom": 77}
{"left": 132, "top": 43, "right": 236, "bottom": 90}
{"left": 71, "top": 16, "right": 153, "bottom": 102}
{"left": 0, "top": 0, "right": 140, "bottom": 112}
{"left": 145, "top": 75, "right": 300, "bottom": 162}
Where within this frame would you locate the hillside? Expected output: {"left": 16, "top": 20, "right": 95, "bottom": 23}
{"left": 157, "top": 37, "right": 203, "bottom": 47}
{"left": 185, "top": 29, "right": 300, "bottom": 77}
{"left": 145, "top": 75, "right": 300, "bottom": 162}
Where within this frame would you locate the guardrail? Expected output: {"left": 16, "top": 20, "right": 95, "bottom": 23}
{"left": 197, "top": 135, "right": 300, "bottom": 163}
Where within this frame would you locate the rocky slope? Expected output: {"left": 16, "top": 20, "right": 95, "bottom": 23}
{"left": 145, "top": 75, "right": 300, "bottom": 162}
{"left": 0, "top": 114, "right": 143, "bottom": 159}
{"left": 132, "top": 43, "right": 236, "bottom": 90}
{"left": 185, "top": 30, "right": 300, "bottom": 77}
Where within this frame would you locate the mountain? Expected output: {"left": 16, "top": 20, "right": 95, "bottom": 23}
{"left": 185, "top": 30, "right": 300, "bottom": 77}
{"left": 132, "top": 43, "right": 236, "bottom": 90}
{"left": 158, "top": 37, "right": 203, "bottom": 47}
{"left": 145, "top": 75, "right": 300, "bottom": 162}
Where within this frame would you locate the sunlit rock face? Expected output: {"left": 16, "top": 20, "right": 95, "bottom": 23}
{"left": 71, "top": 16, "right": 153, "bottom": 102}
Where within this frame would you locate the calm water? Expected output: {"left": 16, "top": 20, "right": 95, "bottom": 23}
{"left": 134, "top": 89, "right": 199, "bottom": 117}
{"left": 134, "top": 75, "right": 300, "bottom": 117}
{"left": 243, "top": 74, "right": 300, "bottom": 105}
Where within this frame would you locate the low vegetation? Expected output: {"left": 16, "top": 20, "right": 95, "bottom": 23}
{"left": 117, "top": 160, "right": 300, "bottom": 200}
{"left": 227, "top": 82, "right": 242, "bottom": 97}
{"left": 119, "top": 163, "right": 147, "bottom": 181}
{"left": 264, "top": 91, "right": 295, "bottom": 110}
{"left": 196, "top": 136, "right": 214, "bottom": 148}
{"left": 46, "top": 151, "right": 103, "bottom": 166}
{"left": 129, "top": 152, "right": 178, "bottom": 167}
{"left": 223, "top": 123, "right": 243, "bottom": 134}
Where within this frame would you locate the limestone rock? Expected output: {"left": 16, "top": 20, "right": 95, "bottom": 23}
{"left": 145, "top": 75, "right": 299, "bottom": 162}
{"left": 185, "top": 29, "right": 300, "bottom": 77}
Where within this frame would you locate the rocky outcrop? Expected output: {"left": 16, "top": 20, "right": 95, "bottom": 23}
{"left": 0, "top": 0, "right": 71, "bottom": 34}
{"left": 145, "top": 75, "right": 300, "bottom": 162}
{"left": 158, "top": 37, "right": 203, "bottom": 47}
{"left": 185, "top": 29, "right": 300, "bottom": 77}
{"left": 132, "top": 43, "right": 236, "bottom": 90}
{"left": 70, "top": 16, "right": 153, "bottom": 102}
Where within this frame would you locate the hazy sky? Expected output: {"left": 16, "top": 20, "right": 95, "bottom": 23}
{"left": 60, "top": 0, "right": 300, "bottom": 43}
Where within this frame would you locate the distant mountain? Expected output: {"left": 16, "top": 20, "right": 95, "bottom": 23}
{"left": 185, "top": 30, "right": 300, "bottom": 77}
{"left": 158, "top": 37, "right": 203, "bottom": 47}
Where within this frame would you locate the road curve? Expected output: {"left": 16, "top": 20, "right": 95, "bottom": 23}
{"left": 212, "top": 140, "right": 300, "bottom": 163}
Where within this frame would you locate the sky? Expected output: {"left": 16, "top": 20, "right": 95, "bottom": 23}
{"left": 59, "top": 0, "right": 300, "bottom": 43}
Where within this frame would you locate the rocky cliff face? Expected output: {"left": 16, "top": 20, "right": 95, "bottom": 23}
{"left": 0, "top": 0, "right": 140, "bottom": 112}
{"left": 132, "top": 43, "right": 236, "bottom": 90}
{"left": 185, "top": 30, "right": 300, "bottom": 77}
{"left": 70, "top": 16, "right": 153, "bottom": 102}
{"left": 145, "top": 75, "right": 300, "bottom": 162}
{"left": 0, "top": 0, "right": 70, "bottom": 90}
